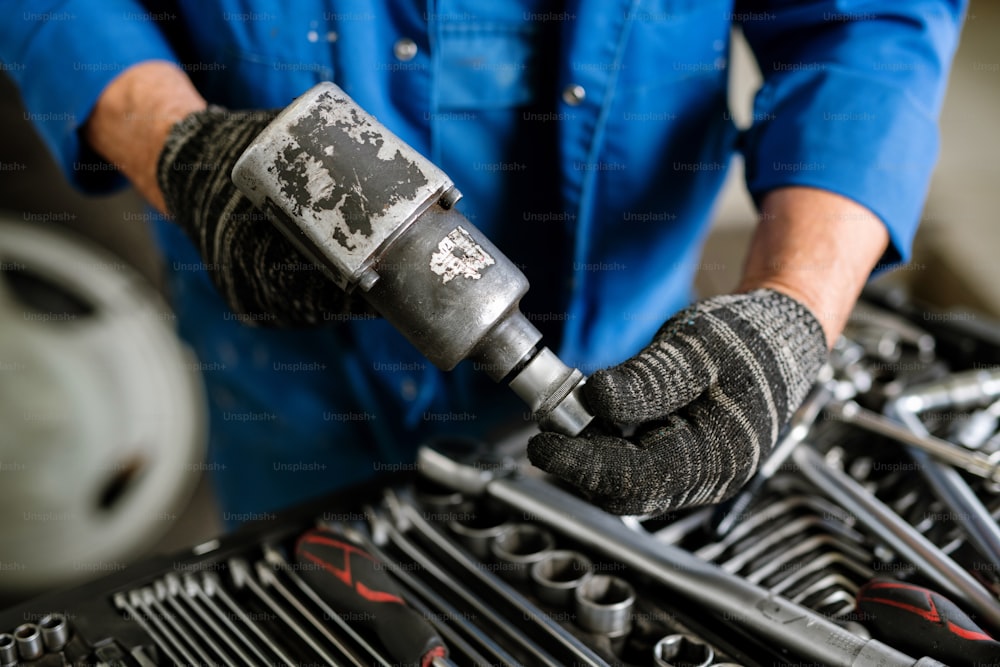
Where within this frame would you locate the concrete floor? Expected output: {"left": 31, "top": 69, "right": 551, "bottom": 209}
{"left": 0, "top": 2, "right": 998, "bottom": 603}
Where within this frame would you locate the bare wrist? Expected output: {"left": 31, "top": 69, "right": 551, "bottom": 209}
{"left": 83, "top": 61, "right": 207, "bottom": 213}
{"left": 738, "top": 186, "right": 890, "bottom": 348}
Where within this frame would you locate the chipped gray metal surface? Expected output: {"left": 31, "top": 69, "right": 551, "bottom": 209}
{"left": 429, "top": 226, "right": 496, "bottom": 284}
{"left": 232, "top": 82, "right": 454, "bottom": 289}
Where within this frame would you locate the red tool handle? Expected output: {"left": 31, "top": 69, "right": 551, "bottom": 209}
{"left": 857, "top": 578, "right": 1000, "bottom": 666}
{"left": 295, "top": 527, "right": 447, "bottom": 667}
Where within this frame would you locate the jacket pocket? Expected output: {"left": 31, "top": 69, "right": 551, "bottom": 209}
{"left": 618, "top": 0, "right": 731, "bottom": 92}
{"left": 436, "top": 22, "right": 550, "bottom": 110}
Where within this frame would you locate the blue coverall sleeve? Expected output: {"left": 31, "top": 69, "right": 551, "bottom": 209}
{"left": 0, "top": 0, "right": 179, "bottom": 192}
{"left": 734, "top": 0, "right": 966, "bottom": 263}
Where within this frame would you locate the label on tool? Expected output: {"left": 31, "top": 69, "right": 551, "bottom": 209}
{"left": 429, "top": 226, "right": 495, "bottom": 283}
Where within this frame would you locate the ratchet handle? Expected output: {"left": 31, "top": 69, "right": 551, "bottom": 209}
{"left": 857, "top": 578, "right": 1000, "bottom": 667}
{"left": 295, "top": 527, "right": 447, "bottom": 667}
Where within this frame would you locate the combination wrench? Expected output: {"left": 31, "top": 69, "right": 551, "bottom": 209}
{"left": 417, "top": 445, "right": 942, "bottom": 667}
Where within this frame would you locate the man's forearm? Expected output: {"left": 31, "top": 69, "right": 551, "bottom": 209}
{"left": 737, "top": 186, "right": 890, "bottom": 348}
{"left": 83, "top": 61, "right": 207, "bottom": 213}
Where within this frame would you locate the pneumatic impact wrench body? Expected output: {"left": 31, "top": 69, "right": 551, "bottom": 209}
{"left": 231, "top": 82, "right": 594, "bottom": 436}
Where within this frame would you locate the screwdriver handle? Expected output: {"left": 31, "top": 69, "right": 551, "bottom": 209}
{"left": 295, "top": 527, "right": 448, "bottom": 667}
{"left": 857, "top": 578, "right": 1000, "bottom": 667}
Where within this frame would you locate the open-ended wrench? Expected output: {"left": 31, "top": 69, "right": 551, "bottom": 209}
{"left": 167, "top": 574, "right": 263, "bottom": 667}
{"left": 199, "top": 571, "right": 299, "bottom": 666}
{"left": 826, "top": 399, "right": 1000, "bottom": 483}
{"left": 792, "top": 444, "right": 1000, "bottom": 634}
{"left": 373, "top": 506, "right": 567, "bottom": 667}
{"left": 386, "top": 490, "right": 614, "bottom": 667}
{"left": 114, "top": 592, "right": 186, "bottom": 666}
{"left": 262, "top": 545, "right": 393, "bottom": 667}
{"left": 229, "top": 558, "right": 345, "bottom": 666}
{"left": 417, "top": 446, "right": 942, "bottom": 667}
{"left": 887, "top": 372, "right": 1000, "bottom": 577}
{"left": 335, "top": 520, "right": 520, "bottom": 667}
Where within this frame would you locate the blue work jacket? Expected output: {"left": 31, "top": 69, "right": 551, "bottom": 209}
{"left": 1, "top": 0, "right": 965, "bottom": 517}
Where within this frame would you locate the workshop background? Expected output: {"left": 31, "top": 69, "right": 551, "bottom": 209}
{"left": 0, "top": 2, "right": 997, "bottom": 604}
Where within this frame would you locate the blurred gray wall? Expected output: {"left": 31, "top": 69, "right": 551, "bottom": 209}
{"left": 0, "top": 74, "right": 220, "bottom": 572}
{"left": 0, "top": 76, "right": 160, "bottom": 287}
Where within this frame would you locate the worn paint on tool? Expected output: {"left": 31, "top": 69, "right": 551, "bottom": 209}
{"left": 231, "top": 82, "right": 455, "bottom": 289}
{"left": 429, "top": 226, "right": 496, "bottom": 284}
{"left": 270, "top": 90, "right": 428, "bottom": 251}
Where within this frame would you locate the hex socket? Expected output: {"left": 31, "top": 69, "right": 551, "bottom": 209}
{"left": 39, "top": 613, "right": 70, "bottom": 652}
{"left": 574, "top": 574, "right": 635, "bottom": 636}
{"left": 448, "top": 512, "right": 511, "bottom": 560}
{"left": 14, "top": 624, "right": 43, "bottom": 661}
{"left": 490, "top": 523, "right": 555, "bottom": 582}
{"left": 652, "top": 634, "right": 715, "bottom": 667}
{"left": 0, "top": 634, "right": 16, "bottom": 666}
{"left": 413, "top": 477, "right": 474, "bottom": 516}
{"left": 530, "top": 550, "right": 593, "bottom": 607}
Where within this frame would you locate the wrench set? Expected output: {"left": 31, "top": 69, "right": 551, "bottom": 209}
{"left": 3, "top": 291, "right": 1000, "bottom": 666}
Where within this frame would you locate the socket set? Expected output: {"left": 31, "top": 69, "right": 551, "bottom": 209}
{"left": 2, "top": 288, "right": 1000, "bottom": 666}
{"left": 0, "top": 478, "right": 764, "bottom": 667}
{"left": 0, "top": 615, "right": 70, "bottom": 665}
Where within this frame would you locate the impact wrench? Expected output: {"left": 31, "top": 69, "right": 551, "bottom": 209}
{"left": 232, "top": 82, "right": 593, "bottom": 436}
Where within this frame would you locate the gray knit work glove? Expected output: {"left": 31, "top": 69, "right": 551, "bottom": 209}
{"left": 157, "top": 107, "right": 371, "bottom": 326}
{"left": 527, "top": 289, "right": 827, "bottom": 515}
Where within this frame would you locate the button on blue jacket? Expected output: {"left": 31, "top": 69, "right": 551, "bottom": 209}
{"left": 1, "top": 0, "right": 965, "bottom": 520}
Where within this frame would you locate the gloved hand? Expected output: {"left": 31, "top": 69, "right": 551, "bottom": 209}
{"left": 528, "top": 289, "right": 827, "bottom": 515}
{"left": 157, "top": 107, "right": 371, "bottom": 326}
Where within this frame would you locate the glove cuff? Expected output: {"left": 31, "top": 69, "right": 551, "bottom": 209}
{"left": 157, "top": 106, "right": 222, "bottom": 203}
{"left": 156, "top": 107, "right": 275, "bottom": 219}
{"left": 739, "top": 288, "right": 827, "bottom": 419}
{"left": 150, "top": 105, "right": 372, "bottom": 327}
